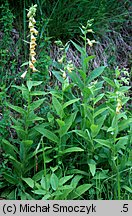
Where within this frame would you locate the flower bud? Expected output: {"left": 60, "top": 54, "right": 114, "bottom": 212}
{"left": 32, "top": 66, "right": 38, "bottom": 72}
{"left": 87, "top": 38, "right": 93, "bottom": 47}
{"left": 87, "top": 29, "right": 94, "bottom": 33}
{"left": 63, "top": 71, "right": 66, "bottom": 79}
{"left": 27, "top": 11, "right": 32, "bottom": 18}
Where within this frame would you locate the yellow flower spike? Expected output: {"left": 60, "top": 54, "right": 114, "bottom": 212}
{"left": 21, "top": 4, "right": 38, "bottom": 78}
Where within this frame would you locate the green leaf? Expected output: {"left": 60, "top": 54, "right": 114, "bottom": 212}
{"left": 56, "top": 119, "right": 65, "bottom": 127}
{"left": 62, "top": 147, "right": 84, "bottom": 154}
{"left": 28, "top": 112, "right": 44, "bottom": 122}
{"left": 68, "top": 71, "right": 84, "bottom": 90}
{"left": 120, "top": 86, "right": 131, "bottom": 92}
{"left": 93, "top": 171, "right": 109, "bottom": 180}
{"left": 94, "top": 139, "right": 112, "bottom": 149}
{"left": 3, "top": 173, "right": 18, "bottom": 185}
{"left": 2, "top": 139, "right": 18, "bottom": 159}
{"left": 90, "top": 124, "right": 98, "bottom": 137}
{"left": 33, "top": 170, "right": 44, "bottom": 181}
{"left": 52, "top": 70, "right": 64, "bottom": 83}
{"left": 9, "top": 156, "right": 22, "bottom": 172}
{"left": 30, "top": 99, "right": 45, "bottom": 111}
{"left": 59, "top": 175, "right": 74, "bottom": 186}
{"left": 31, "top": 91, "right": 48, "bottom": 96}
{"left": 93, "top": 107, "right": 108, "bottom": 118}
{"left": 102, "top": 76, "right": 115, "bottom": 87}
{"left": 58, "top": 112, "right": 77, "bottom": 137}
{"left": 52, "top": 96, "right": 64, "bottom": 118}
{"left": 63, "top": 98, "right": 80, "bottom": 109}
{"left": 35, "top": 126, "right": 59, "bottom": 143}
{"left": 6, "top": 102, "right": 25, "bottom": 115}
{"left": 93, "top": 114, "right": 107, "bottom": 137}
{"left": 41, "top": 175, "right": 50, "bottom": 191}
{"left": 22, "top": 178, "right": 34, "bottom": 188}
{"left": 84, "top": 55, "right": 95, "bottom": 64}
{"left": 72, "top": 129, "right": 89, "bottom": 141}
{"left": 78, "top": 69, "right": 86, "bottom": 81}
{"left": 12, "top": 85, "right": 27, "bottom": 92}
{"left": 33, "top": 189, "right": 46, "bottom": 195}
{"left": 88, "top": 160, "right": 96, "bottom": 177}
{"left": 27, "top": 81, "right": 43, "bottom": 91}
{"left": 20, "top": 61, "right": 29, "bottom": 67}
{"left": 122, "top": 185, "right": 132, "bottom": 193}
{"left": 50, "top": 173, "right": 59, "bottom": 191}
{"left": 11, "top": 125, "right": 27, "bottom": 139}
{"left": 69, "top": 184, "right": 92, "bottom": 199}
{"left": 70, "top": 175, "right": 83, "bottom": 188}
{"left": 94, "top": 93, "right": 105, "bottom": 105}
{"left": 118, "top": 118, "right": 132, "bottom": 132}
{"left": 22, "top": 140, "right": 33, "bottom": 146}
{"left": 71, "top": 40, "right": 85, "bottom": 54}
{"left": 86, "top": 66, "right": 106, "bottom": 84}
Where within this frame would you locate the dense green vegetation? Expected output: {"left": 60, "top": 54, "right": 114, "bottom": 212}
{"left": 0, "top": 1, "right": 131, "bottom": 200}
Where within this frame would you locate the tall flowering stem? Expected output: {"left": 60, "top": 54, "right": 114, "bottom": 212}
{"left": 21, "top": 4, "right": 38, "bottom": 79}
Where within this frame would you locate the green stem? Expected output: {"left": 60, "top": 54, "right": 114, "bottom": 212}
{"left": 42, "top": 136, "right": 47, "bottom": 191}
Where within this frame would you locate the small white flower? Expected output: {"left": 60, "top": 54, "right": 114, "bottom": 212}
{"left": 21, "top": 70, "right": 28, "bottom": 79}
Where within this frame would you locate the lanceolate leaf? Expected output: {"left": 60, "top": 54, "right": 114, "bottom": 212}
{"left": 29, "top": 99, "right": 45, "bottom": 111}
{"left": 62, "top": 147, "right": 84, "bottom": 154}
{"left": 6, "top": 102, "right": 25, "bottom": 115}
{"left": 22, "top": 178, "right": 34, "bottom": 188}
{"left": 94, "top": 139, "right": 112, "bottom": 149}
{"left": 52, "top": 96, "right": 64, "bottom": 119}
{"left": 68, "top": 184, "right": 92, "bottom": 199}
{"left": 2, "top": 139, "right": 18, "bottom": 159}
{"left": 63, "top": 98, "right": 80, "bottom": 109}
{"left": 50, "top": 173, "right": 59, "bottom": 191}
{"left": 27, "top": 81, "right": 43, "bottom": 91}
{"left": 86, "top": 66, "right": 106, "bottom": 84}
{"left": 35, "top": 126, "right": 59, "bottom": 143}
{"left": 3, "top": 173, "right": 18, "bottom": 185}
{"left": 71, "top": 40, "right": 85, "bottom": 54}
{"left": 58, "top": 112, "right": 77, "bottom": 137}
